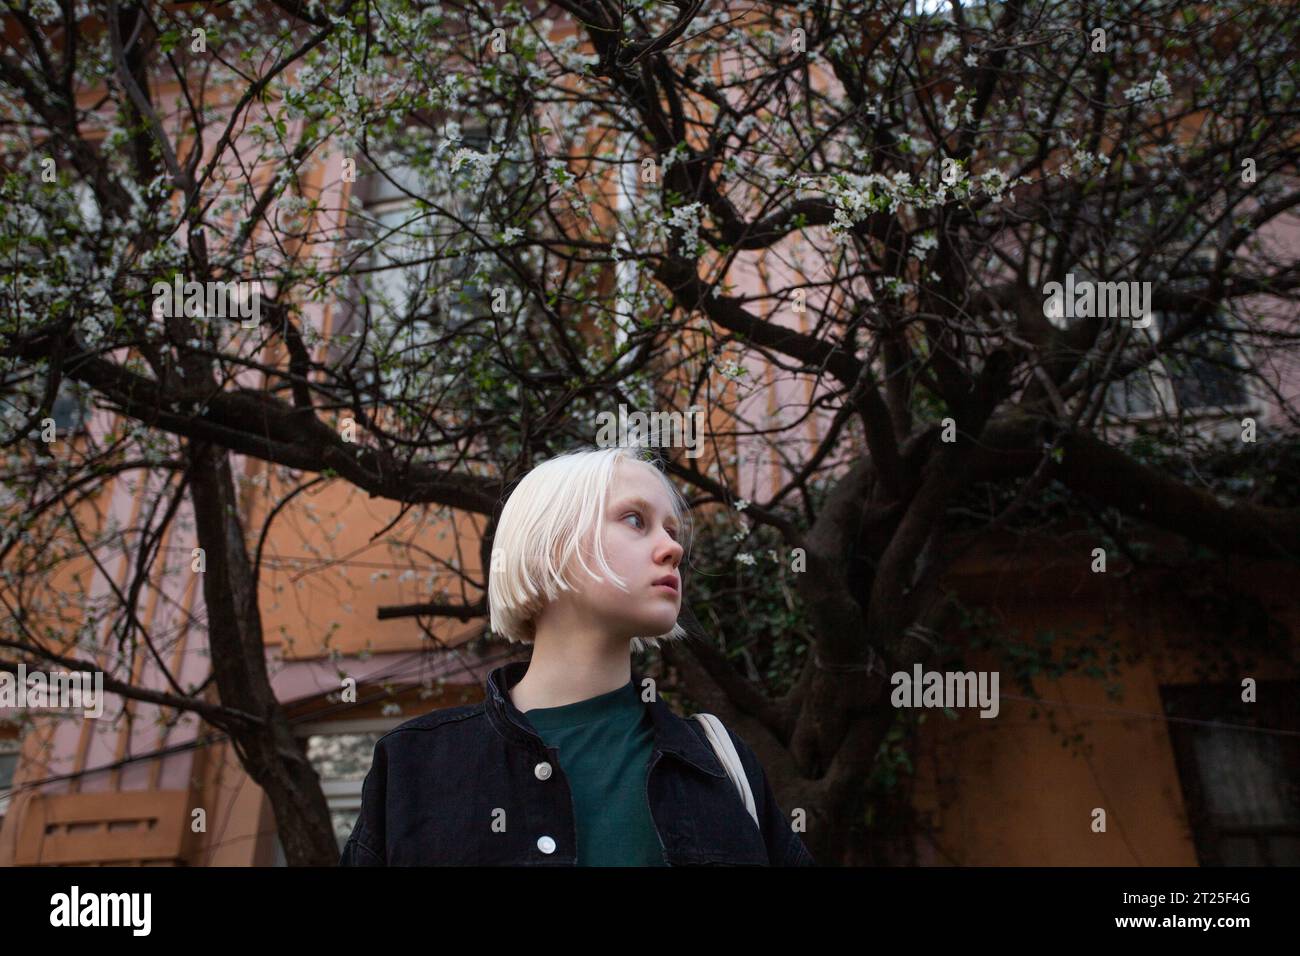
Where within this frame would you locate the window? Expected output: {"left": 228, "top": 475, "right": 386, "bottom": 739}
{"left": 0, "top": 737, "right": 21, "bottom": 832}
{"left": 50, "top": 377, "right": 90, "bottom": 435}
{"left": 1102, "top": 356, "right": 1161, "bottom": 418}
{"left": 1161, "top": 681, "right": 1300, "bottom": 866}
{"left": 1102, "top": 309, "right": 1252, "bottom": 421}
{"left": 328, "top": 125, "right": 515, "bottom": 377}
{"left": 327, "top": 159, "right": 440, "bottom": 377}
{"left": 1161, "top": 311, "right": 1250, "bottom": 411}
{"left": 305, "top": 728, "right": 388, "bottom": 850}
{"left": 0, "top": 374, "right": 90, "bottom": 440}
{"left": 273, "top": 717, "right": 405, "bottom": 863}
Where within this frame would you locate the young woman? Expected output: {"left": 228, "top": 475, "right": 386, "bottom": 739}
{"left": 339, "top": 445, "right": 814, "bottom": 866}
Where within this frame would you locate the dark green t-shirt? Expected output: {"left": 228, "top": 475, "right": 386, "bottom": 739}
{"left": 522, "top": 680, "right": 667, "bottom": 866}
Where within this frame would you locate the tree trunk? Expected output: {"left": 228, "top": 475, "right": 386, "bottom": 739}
{"left": 185, "top": 438, "right": 339, "bottom": 866}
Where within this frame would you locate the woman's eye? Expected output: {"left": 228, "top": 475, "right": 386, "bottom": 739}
{"left": 622, "top": 512, "right": 676, "bottom": 540}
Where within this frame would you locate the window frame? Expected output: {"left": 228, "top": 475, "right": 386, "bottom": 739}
{"left": 1160, "top": 680, "right": 1300, "bottom": 866}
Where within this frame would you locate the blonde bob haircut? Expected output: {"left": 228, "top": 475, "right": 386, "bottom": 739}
{"left": 488, "top": 445, "right": 693, "bottom": 652}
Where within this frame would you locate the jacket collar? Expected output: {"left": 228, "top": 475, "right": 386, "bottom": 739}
{"left": 484, "top": 659, "right": 725, "bottom": 778}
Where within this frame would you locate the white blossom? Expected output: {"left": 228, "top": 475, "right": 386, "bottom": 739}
{"left": 29, "top": 0, "right": 61, "bottom": 24}
{"left": 934, "top": 34, "right": 960, "bottom": 63}
{"left": 450, "top": 146, "right": 496, "bottom": 185}
{"left": 979, "top": 168, "right": 1012, "bottom": 199}
{"left": 663, "top": 201, "right": 705, "bottom": 257}
{"left": 717, "top": 358, "right": 745, "bottom": 379}
{"left": 912, "top": 231, "right": 939, "bottom": 258}
{"left": 1124, "top": 70, "right": 1172, "bottom": 103}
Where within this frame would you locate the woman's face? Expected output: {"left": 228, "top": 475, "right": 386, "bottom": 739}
{"left": 570, "top": 460, "right": 684, "bottom": 641}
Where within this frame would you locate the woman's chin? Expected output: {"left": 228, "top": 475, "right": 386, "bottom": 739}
{"left": 624, "top": 613, "right": 678, "bottom": 640}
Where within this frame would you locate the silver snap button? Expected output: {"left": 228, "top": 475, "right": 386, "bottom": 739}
{"left": 534, "top": 760, "right": 552, "bottom": 781}
{"left": 537, "top": 835, "right": 556, "bottom": 854}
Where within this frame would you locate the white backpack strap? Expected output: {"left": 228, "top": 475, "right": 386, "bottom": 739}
{"left": 691, "top": 713, "right": 759, "bottom": 829}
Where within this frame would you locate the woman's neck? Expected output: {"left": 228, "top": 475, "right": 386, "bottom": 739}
{"left": 509, "top": 629, "right": 632, "bottom": 712}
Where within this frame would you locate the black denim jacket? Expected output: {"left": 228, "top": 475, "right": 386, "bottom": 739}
{"left": 338, "top": 660, "right": 815, "bottom": 866}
